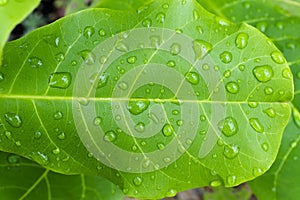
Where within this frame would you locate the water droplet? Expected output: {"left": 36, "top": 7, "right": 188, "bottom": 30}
{"left": 220, "top": 51, "right": 233, "bottom": 64}
{"left": 55, "top": 53, "right": 65, "bottom": 62}
{"left": 224, "top": 144, "right": 239, "bottom": 159}
{"left": 118, "top": 81, "right": 128, "bottom": 90}
{"left": 31, "top": 152, "right": 49, "bottom": 165}
{"left": 261, "top": 143, "right": 269, "bottom": 152}
{"left": 14, "top": 141, "right": 20, "bottom": 146}
{"left": 167, "top": 60, "right": 176, "bottom": 67}
{"left": 271, "top": 51, "right": 285, "bottom": 64}
{"left": 248, "top": 102, "right": 258, "bottom": 108}
{"left": 115, "top": 41, "right": 129, "bottom": 52}
{"left": 162, "top": 124, "right": 174, "bottom": 137}
{"left": 133, "top": 176, "right": 143, "bottom": 186}
{"left": 162, "top": 3, "right": 169, "bottom": 9}
{"left": 226, "top": 82, "right": 239, "bottom": 94}
{"left": 256, "top": 22, "right": 268, "bottom": 32}
{"left": 49, "top": 72, "right": 72, "bottom": 89}
{"left": 156, "top": 12, "right": 166, "bottom": 23}
{"left": 210, "top": 180, "right": 222, "bottom": 187}
{"left": 127, "top": 56, "right": 137, "bottom": 64}
{"left": 218, "top": 117, "right": 238, "bottom": 137}
{"left": 239, "top": 64, "right": 245, "bottom": 71}
{"left": 193, "top": 40, "right": 213, "bottom": 60}
{"left": 252, "top": 167, "right": 263, "bottom": 176}
{"left": 7, "top": 154, "right": 20, "bottom": 164}
{"left": 290, "top": 141, "right": 297, "bottom": 148}
{"left": 196, "top": 26, "right": 203, "bottom": 34}
{"left": 157, "top": 143, "right": 165, "bottom": 150}
{"left": 80, "top": 50, "right": 96, "bottom": 65}
{"left": 264, "top": 87, "right": 274, "bottom": 95}
{"left": 57, "top": 132, "right": 66, "bottom": 140}
{"left": 89, "top": 73, "right": 109, "bottom": 89}
{"left": 142, "top": 18, "right": 152, "bottom": 27}
{"left": 200, "top": 115, "right": 206, "bottom": 121}
{"left": 172, "top": 110, "right": 179, "bottom": 115}
{"left": 170, "top": 43, "right": 181, "bottom": 55}
{"left": 282, "top": 68, "right": 292, "bottom": 79}
{"left": 249, "top": 118, "right": 264, "bottom": 133}
{"left": 135, "top": 122, "right": 145, "bottom": 133}
{"left": 34, "top": 131, "right": 42, "bottom": 139}
{"left": 150, "top": 35, "right": 161, "bottom": 49}
{"left": 176, "top": 120, "right": 183, "bottom": 126}
{"left": 264, "top": 108, "right": 276, "bottom": 118}
{"left": 28, "top": 57, "right": 43, "bottom": 68}
{"left": 83, "top": 26, "right": 95, "bottom": 38}
{"left": 98, "top": 29, "right": 106, "bottom": 36}
{"left": 127, "top": 99, "right": 150, "bottom": 115}
{"left": 5, "top": 131, "right": 12, "bottom": 139}
{"left": 185, "top": 72, "right": 200, "bottom": 85}
{"left": 0, "top": 72, "right": 4, "bottom": 82}
{"left": 4, "top": 113, "right": 22, "bottom": 128}
{"left": 227, "top": 175, "right": 236, "bottom": 185}
{"left": 52, "top": 148, "right": 60, "bottom": 155}
{"left": 223, "top": 70, "right": 231, "bottom": 78}
{"left": 93, "top": 117, "right": 102, "bottom": 125}
{"left": 104, "top": 131, "right": 117, "bottom": 142}
{"left": 53, "top": 111, "right": 63, "bottom": 120}
{"left": 166, "top": 189, "right": 177, "bottom": 197}
{"left": 253, "top": 65, "right": 274, "bottom": 83}
{"left": 0, "top": 0, "right": 8, "bottom": 6}
{"left": 235, "top": 32, "right": 249, "bottom": 49}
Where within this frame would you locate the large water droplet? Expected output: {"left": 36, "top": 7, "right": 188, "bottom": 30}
{"left": 249, "top": 118, "right": 264, "bottom": 133}
{"left": 218, "top": 117, "right": 238, "bottom": 137}
{"left": 49, "top": 72, "right": 72, "bottom": 89}
{"left": 192, "top": 40, "right": 212, "bottom": 60}
{"left": 133, "top": 176, "right": 143, "bottom": 186}
{"left": 127, "top": 99, "right": 150, "bottom": 115}
{"left": 253, "top": 65, "right": 274, "bottom": 83}
{"left": 271, "top": 51, "right": 285, "bottom": 64}
{"left": 104, "top": 131, "right": 117, "bottom": 142}
{"left": 226, "top": 82, "right": 239, "bottom": 94}
{"left": 127, "top": 56, "right": 137, "bottom": 64}
{"left": 4, "top": 113, "right": 22, "bottom": 128}
{"left": 220, "top": 51, "right": 233, "bottom": 64}
{"left": 223, "top": 144, "right": 240, "bottom": 159}
{"left": 185, "top": 72, "right": 200, "bottom": 85}
{"left": 235, "top": 32, "right": 249, "bottom": 49}
{"left": 162, "top": 124, "right": 174, "bottom": 137}
{"left": 83, "top": 26, "right": 95, "bottom": 39}
{"left": 28, "top": 57, "right": 43, "bottom": 68}
{"left": 80, "top": 50, "right": 96, "bottom": 65}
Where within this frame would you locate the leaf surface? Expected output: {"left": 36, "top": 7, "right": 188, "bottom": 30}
{"left": 65, "top": 0, "right": 102, "bottom": 15}
{"left": 0, "top": 151, "right": 123, "bottom": 200}
{"left": 0, "top": 0, "right": 293, "bottom": 198}
{"left": 0, "top": 0, "right": 40, "bottom": 65}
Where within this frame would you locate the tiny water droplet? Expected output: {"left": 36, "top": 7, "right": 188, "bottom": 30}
{"left": 28, "top": 57, "right": 43, "bottom": 68}
{"left": 115, "top": 41, "right": 129, "bottom": 52}
{"left": 227, "top": 175, "right": 236, "bottom": 185}
{"left": 133, "top": 176, "right": 143, "bottom": 186}
{"left": 93, "top": 117, "right": 102, "bottom": 125}
{"left": 31, "top": 152, "right": 49, "bottom": 165}
{"left": 196, "top": 26, "right": 203, "bottom": 34}
{"left": 264, "top": 86, "right": 274, "bottom": 95}
{"left": 256, "top": 22, "right": 268, "bottom": 32}
{"left": 80, "top": 50, "right": 96, "bottom": 65}
{"left": 127, "top": 99, "right": 150, "bottom": 115}
{"left": 220, "top": 51, "right": 233, "bottom": 64}
{"left": 210, "top": 180, "right": 222, "bottom": 187}
{"left": 127, "top": 56, "right": 137, "bottom": 64}
{"left": 235, "top": 32, "right": 249, "bottom": 49}
{"left": 170, "top": 43, "right": 181, "bottom": 55}
{"left": 118, "top": 81, "right": 128, "bottom": 90}
{"left": 264, "top": 108, "right": 276, "bottom": 118}
{"left": 135, "top": 122, "right": 145, "bottom": 133}
{"left": 253, "top": 65, "right": 274, "bottom": 83}
{"left": 156, "top": 12, "right": 166, "bottom": 23}
{"left": 5, "top": 131, "right": 12, "bottom": 139}
{"left": 223, "top": 144, "right": 240, "bottom": 159}
{"left": 252, "top": 167, "right": 263, "bottom": 176}
{"left": 261, "top": 143, "right": 269, "bottom": 152}
{"left": 167, "top": 60, "right": 176, "bottom": 67}
{"left": 223, "top": 70, "right": 231, "bottom": 78}
{"left": 271, "top": 51, "right": 285, "bottom": 64}
{"left": 290, "top": 141, "right": 297, "bottom": 148}
{"left": 4, "top": 113, "right": 22, "bottom": 128}
{"left": 185, "top": 72, "right": 200, "bottom": 85}
{"left": 150, "top": 35, "right": 161, "bottom": 49}
{"left": 98, "top": 29, "right": 106, "bottom": 36}
{"left": 249, "top": 118, "right": 264, "bottom": 133}
{"left": 15, "top": 141, "right": 21, "bottom": 146}
{"left": 34, "top": 131, "right": 42, "bottom": 139}
{"left": 157, "top": 143, "right": 165, "bottom": 150}
{"left": 142, "top": 18, "right": 152, "bottom": 27}
{"left": 226, "top": 82, "right": 239, "bottom": 94}
{"left": 52, "top": 148, "right": 60, "bottom": 155}
{"left": 7, "top": 154, "right": 20, "bottom": 164}
{"left": 55, "top": 53, "right": 65, "bottom": 62}
{"left": 53, "top": 111, "right": 63, "bottom": 120}
{"left": 239, "top": 64, "right": 245, "bottom": 71}
{"left": 104, "top": 131, "right": 117, "bottom": 142}
{"left": 293, "top": 107, "right": 300, "bottom": 128}
{"left": 49, "top": 72, "right": 72, "bottom": 89}
{"left": 162, "top": 124, "right": 174, "bottom": 137}
{"left": 176, "top": 120, "right": 183, "bottom": 126}
{"left": 166, "top": 189, "right": 177, "bottom": 197}
{"left": 57, "top": 132, "right": 66, "bottom": 140}
{"left": 0, "top": 72, "right": 4, "bottom": 82}
{"left": 248, "top": 102, "right": 258, "bottom": 108}
{"left": 282, "top": 68, "right": 292, "bottom": 79}
{"left": 83, "top": 26, "right": 95, "bottom": 38}
{"left": 193, "top": 40, "right": 212, "bottom": 60}
{"left": 218, "top": 117, "right": 238, "bottom": 137}
{"left": 162, "top": 3, "right": 169, "bottom": 9}
{"left": 89, "top": 73, "right": 109, "bottom": 89}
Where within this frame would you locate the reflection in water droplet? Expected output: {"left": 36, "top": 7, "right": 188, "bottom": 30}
{"left": 235, "top": 32, "right": 249, "bottom": 49}
{"left": 162, "top": 124, "right": 174, "bottom": 137}
{"left": 34, "top": 131, "right": 42, "bottom": 139}
{"left": 57, "top": 132, "right": 66, "bottom": 140}
{"left": 185, "top": 72, "right": 200, "bottom": 85}
{"left": 193, "top": 40, "right": 212, "bottom": 60}
{"left": 89, "top": 73, "right": 109, "bottom": 89}
{"left": 104, "top": 131, "right": 117, "bottom": 142}
{"left": 31, "top": 152, "right": 49, "bottom": 165}
{"left": 166, "top": 189, "right": 177, "bottom": 197}
{"left": 223, "top": 70, "right": 231, "bottom": 78}
{"left": 248, "top": 102, "right": 258, "bottom": 108}
{"left": 249, "top": 118, "right": 264, "bottom": 133}
{"left": 167, "top": 60, "right": 176, "bottom": 67}
{"left": 128, "top": 99, "right": 150, "bottom": 115}
{"left": 4, "top": 113, "right": 22, "bottom": 128}
{"left": 218, "top": 117, "right": 238, "bottom": 137}
{"left": 94, "top": 117, "right": 102, "bottom": 125}
{"left": 226, "top": 82, "right": 239, "bottom": 94}
{"left": 252, "top": 167, "right": 263, "bottom": 176}
{"left": 223, "top": 144, "right": 239, "bottom": 159}
{"left": 271, "top": 51, "right": 285, "bottom": 64}
{"left": 220, "top": 51, "right": 233, "bottom": 64}
{"left": 49, "top": 72, "right": 72, "bottom": 89}
{"left": 253, "top": 65, "right": 274, "bottom": 83}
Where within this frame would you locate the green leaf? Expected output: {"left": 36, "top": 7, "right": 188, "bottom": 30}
{"left": 0, "top": 151, "right": 123, "bottom": 200}
{"left": 65, "top": 0, "right": 102, "bottom": 15}
{"left": 195, "top": 0, "right": 300, "bottom": 199}
{"left": 95, "top": 0, "right": 153, "bottom": 10}
{"left": 0, "top": 0, "right": 40, "bottom": 65}
{"left": 0, "top": 0, "right": 293, "bottom": 198}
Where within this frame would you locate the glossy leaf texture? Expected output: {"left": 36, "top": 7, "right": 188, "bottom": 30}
{"left": 0, "top": 151, "right": 124, "bottom": 200}
{"left": 0, "top": 0, "right": 40, "bottom": 65}
{"left": 0, "top": 0, "right": 294, "bottom": 198}
{"left": 196, "top": 0, "right": 300, "bottom": 199}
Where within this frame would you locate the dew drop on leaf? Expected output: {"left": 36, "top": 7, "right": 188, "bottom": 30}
{"left": 225, "top": 81, "right": 239, "bottom": 94}
{"left": 93, "top": 117, "right": 102, "bottom": 126}
{"left": 80, "top": 50, "right": 96, "bottom": 65}
{"left": 15, "top": 141, "right": 21, "bottom": 146}
{"left": 271, "top": 51, "right": 285, "bottom": 64}
{"left": 218, "top": 117, "right": 238, "bottom": 137}
{"left": 220, "top": 51, "right": 233, "bottom": 64}
{"left": 235, "top": 32, "right": 249, "bottom": 49}
{"left": 104, "top": 131, "right": 117, "bottom": 142}
{"left": 89, "top": 73, "right": 109, "bottom": 89}
{"left": 133, "top": 176, "right": 143, "bottom": 186}
{"left": 227, "top": 175, "right": 236, "bottom": 185}
{"left": 264, "top": 86, "right": 274, "bottom": 95}
{"left": 293, "top": 107, "right": 300, "bottom": 128}
{"left": 252, "top": 167, "right": 263, "bottom": 176}
{"left": 118, "top": 81, "right": 128, "bottom": 90}
{"left": 135, "top": 122, "right": 145, "bottom": 133}
{"left": 5, "top": 131, "right": 12, "bottom": 139}
{"left": 52, "top": 148, "right": 60, "bottom": 155}
{"left": 49, "top": 72, "right": 72, "bottom": 89}
{"left": 167, "top": 60, "right": 176, "bottom": 67}
{"left": 115, "top": 42, "right": 129, "bottom": 52}
{"left": 249, "top": 118, "right": 264, "bottom": 133}
{"left": 210, "top": 180, "right": 222, "bottom": 187}
{"left": 196, "top": 26, "right": 203, "bottom": 34}
{"left": 223, "top": 144, "right": 240, "bottom": 159}
{"left": 253, "top": 65, "right": 274, "bottom": 83}
{"left": 282, "top": 68, "right": 292, "bottom": 79}
{"left": 57, "top": 132, "right": 66, "bottom": 140}
{"left": 166, "top": 189, "right": 177, "bottom": 197}
{"left": 256, "top": 22, "right": 268, "bottom": 32}
{"left": 156, "top": 12, "right": 166, "bottom": 23}
{"left": 223, "top": 70, "right": 231, "bottom": 78}
{"left": 176, "top": 120, "right": 183, "bottom": 126}
{"left": 55, "top": 53, "right": 65, "bottom": 62}
{"left": 248, "top": 102, "right": 258, "bottom": 108}
{"left": 162, "top": 124, "right": 174, "bottom": 137}
{"left": 263, "top": 108, "right": 276, "bottom": 118}
{"left": 127, "top": 56, "right": 137, "bottom": 64}
{"left": 34, "top": 131, "right": 42, "bottom": 139}
{"left": 127, "top": 99, "right": 150, "bottom": 115}
{"left": 170, "top": 43, "right": 181, "bottom": 55}
{"left": 261, "top": 142, "right": 269, "bottom": 152}
{"left": 157, "top": 143, "right": 165, "bottom": 150}
{"left": 28, "top": 57, "right": 43, "bottom": 68}
{"left": 4, "top": 113, "right": 22, "bottom": 128}
{"left": 238, "top": 64, "right": 245, "bottom": 71}
{"left": 142, "top": 18, "right": 152, "bottom": 27}
{"left": 30, "top": 152, "right": 49, "bottom": 165}
{"left": 7, "top": 154, "right": 20, "bottom": 164}
{"left": 83, "top": 26, "right": 95, "bottom": 39}
{"left": 192, "top": 39, "right": 212, "bottom": 60}
{"left": 185, "top": 72, "right": 200, "bottom": 85}
{"left": 98, "top": 29, "right": 106, "bottom": 36}
{"left": 53, "top": 111, "right": 63, "bottom": 120}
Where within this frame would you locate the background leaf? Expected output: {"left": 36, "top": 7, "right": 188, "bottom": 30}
{"left": 0, "top": 0, "right": 293, "bottom": 198}
{"left": 0, "top": 151, "right": 123, "bottom": 200}
{"left": 0, "top": 0, "right": 40, "bottom": 65}
{"left": 196, "top": 0, "right": 300, "bottom": 199}
{"left": 65, "top": 0, "right": 102, "bottom": 15}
